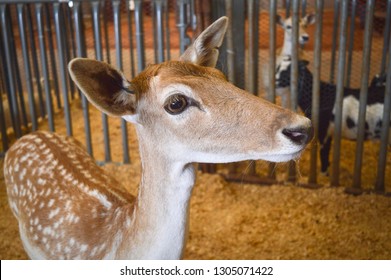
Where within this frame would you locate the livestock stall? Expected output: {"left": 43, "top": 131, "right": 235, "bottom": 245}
{"left": 0, "top": 0, "right": 391, "bottom": 260}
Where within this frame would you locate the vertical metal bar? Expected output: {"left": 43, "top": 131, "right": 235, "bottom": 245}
{"left": 247, "top": 0, "right": 259, "bottom": 96}
{"left": 36, "top": 3, "right": 55, "bottom": 132}
{"left": 113, "top": 0, "right": 130, "bottom": 164}
{"left": 17, "top": 3, "right": 37, "bottom": 131}
{"left": 152, "top": 0, "right": 158, "bottom": 63}
{"left": 53, "top": 3, "right": 72, "bottom": 136}
{"left": 1, "top": 4, "right": 22, "bottom": 138}
{"left": 92, "top": 0, "right": 111, "bottom": 162}
{"left": 103, "top": 0, "right": 111, "bottom": 64}
{"left": 268, "top": 0, "right": 277, "bottom": 179}
{"left": 154, "top": 0, "right": 165, "bottom": 63}
{"left": 164, "top": 0, "right": 171, "bottom": 61}
{"left": 7, "top": 6, "right": 28, "bottom": 130}
{"left": 45, "top": 3, "right": 61, "bottom": 109}
{"left": 232, "top": 0, "right": 245, "bottom": 90}
{"left": 285, "top": 0, "right": 291, "bottom": 18}
{"left": 73, "top": 0, "right": 93, "bottom": 156}
{"left": 0, "top": 33, "right": 9, "bottom": 150}
{"left": 8, "top": 7, "right": 28, "bottom": 130}
{"left": 61, "top": 4, "right": 75, "bottom": 99}
{"left": 330, "top": 0, "right": 340, "bottom": 83}
{"left": 113, "top": 0, "right": 123, "bottom": 69}
{"left": 380, "top": 0, "right": 391, "bottom": 76}
{"left": 351, "top": 0, "right": 375, "bottom": 191}
{"left": 309, "top": 0, "right": 324, "bottom": 185}
{"left": 126, "top": 0, "right": 136, "bottom": 78}
{"left": 27, "top": 4, "right": 45, "bottom": 118}
{"left": 301, "top": 0, "right": 307, "bottom": 16}
{"left": 345, "top": 0, "right": 356, "bottom": 88}
{"left": 63, "top": 3, "right": 77, "bottom": 98}
{"left": 287, "top": 0, "right": 300, "bottom": 182}
{"left": 225, "top": 0, "right": 235, "bottom": 84}
{"left": 375, "top": 32, "right": 391, "bottom": 193}
{"left": 246, "top": 0, "right": 259, "bottom": 176}
{"left": 331, "top": 0, "right": 349, "bottom": 187}
{"left": 134, "top": 0, "right": 146, "bottom": 72}
{"left": 176, "top": 0, "right": 190, "bottom": 55}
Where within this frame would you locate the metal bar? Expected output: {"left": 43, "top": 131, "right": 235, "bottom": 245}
{"left": 102, "top": 0, "right": 111, "bottom": 64}
{"left": 152, "top": 0, "right": 158, "bottom": 63}
{"left": 72, "top": 0, "right": 93, "bottom": 156}
{"left": 0, "top": 30, "right": 9, "bottom": 150}
{"left": 345, "top": 0, "right": 356, "bottom": 88}
{"left": 176, "top": 0, "right": 190, "bottom": 55}
{"left": 1, "top": 4, "right": 22, "bottom": 138}
{"left": 246, "top": 0, "right": 258, "bottom": 176}
{"left": 309, "top": 0, "right": 324, "bottom": 185}
{"left": 375, "top": 29, "right": 391, "bottom": 193}
{"left": 65, "top": 3, "right": 77, "bottom": 98}
{"left": 225, "top": 0, "right": 235, "bottom": 84}
{"left": 247, "top": 0, "right": 258, "bottom": 95}
{"left": 285, "top": 0, "right": 291, "bottom": 18}
{"left": 232, "top": 0, "right": 245, "bottom": 90}
{"left": 268, "top": 1, "right": 276, "bottom": 104}
{"left": 17, "top": 3, "right": 37, "bottom": 131}
{"left": 268, "top": 0, "right": 277, "bottom": 179}
{"left": 9, "top": 6, "right": 28, "bottom": 129}
{"left": 27, "top": 4, "right": 45, "bottom": 118}
{"left": 54, "top": 2, "right": 72, "bottom": 136}
{"left": 62, "top": 4, "right": 75, "bottom": 99}
{"left": 45, "top": 3, "right": 61, "bottom": 109}
{"left": 92, "top": 0, "right": 111, "bottom": 162}
{"left": 380, "top": 0, "right": 391, "bottom": 76}
{"left": 154, "top": 0, "right": 165, "bottom": 63}
{"left": 164, "top": 0, "right": 171, "bottom": 61}
{"left": 331, "top": 0, "right": 349, "bottom": 187}
{"left": 125, "top": 0, "right": 136, "bottom": 78}
{"left": 287, "top": 0, "right": 300, "bottom": 183}
{"left": 301, "top": 0, "right": 307, "bottom": 16}
{"left": 329, "top": 0, "right": 339, "bottom": 83}
{"left": 134, "top": 0, "right": 145, "bottom": 72}
{"left": 36, "top": 3, "right": 55, "bottom": 132}
{"left": 113, "top": 0, "right": 130, "bottom": 164}
{"left": 351, "top": 0, "right": 375, "bottom": 190}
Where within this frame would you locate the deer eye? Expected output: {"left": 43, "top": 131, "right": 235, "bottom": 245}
{"left": 286, "top": 25, "right": 292, "bottom": 29}
{"left": 164, "top": 94, "right": 189, "bottom": 115}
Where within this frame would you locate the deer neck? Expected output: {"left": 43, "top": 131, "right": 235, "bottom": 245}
{"left": 280, "top": 34, "right": 293, "bottom": 57}
{"left": 121, "top": 128, "right": 196, "bottom": 259}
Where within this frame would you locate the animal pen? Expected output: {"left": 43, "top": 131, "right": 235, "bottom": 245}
{"left": 0, "top": 0, "right": 391, "bottom": 258}
{"left": 1, "top": 0, "right": 390, "bottom": 192}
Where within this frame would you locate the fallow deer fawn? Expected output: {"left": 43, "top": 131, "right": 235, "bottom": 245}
{"left": 4, "top": 17, "right": 312, "bottom": 259}
{"left": 262, "top": 14, "right": 315, "bottom": 107}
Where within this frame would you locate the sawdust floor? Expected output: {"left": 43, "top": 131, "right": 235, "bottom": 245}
{"left": 1, "top": 101, "right": 391, "bottom": 260}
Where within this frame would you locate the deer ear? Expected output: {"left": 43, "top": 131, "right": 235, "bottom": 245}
{"left": 303, "top": 13, "right": 316, "bottom": 25}
{"left": 179, "top": 16, "right": 228, "bottom": 67}
{"left": 276, "top": 14, "right": 284, "bottom": 26}
{"left": 68, "top": 58, "right": 136, "bottom": 117}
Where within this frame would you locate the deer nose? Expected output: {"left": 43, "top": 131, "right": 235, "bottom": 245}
{"left": 282, "top": 125, "right": 313, "bottom": 146}
{"left": 301, "top": 35, "right": 309, "bottom": 42}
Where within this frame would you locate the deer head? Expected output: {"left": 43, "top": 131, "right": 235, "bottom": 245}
{"left": 69, "top": 17, "right": 312, "bottom": 164}
{"left": 277, "top": 13, "right": 315, "bottom": 46}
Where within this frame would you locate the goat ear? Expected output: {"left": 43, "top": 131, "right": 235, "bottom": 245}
{"left": 303, "top": 13, "right": 316, "bottom": 25}
{"left": 179, "top": 16, "right": 228, "bottom": 67}
{"left": 276, "top": 14, "right": 284, "bottom": 26}
{"left": 68, "top": 58, "right": 136, "bottom": 117}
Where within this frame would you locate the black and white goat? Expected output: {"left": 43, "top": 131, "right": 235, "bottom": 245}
{"left": 276, "top": 58, "right": 390, "bottom": 174}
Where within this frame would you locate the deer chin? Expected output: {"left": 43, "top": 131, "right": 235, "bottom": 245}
{"left": 257, "top": 150, "right": 304, "bottom": 163}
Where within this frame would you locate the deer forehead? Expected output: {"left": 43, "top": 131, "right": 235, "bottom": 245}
{"left": 134, "top": 61, "right": 227, "bottom": 102}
